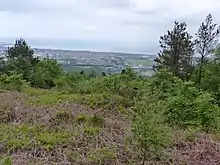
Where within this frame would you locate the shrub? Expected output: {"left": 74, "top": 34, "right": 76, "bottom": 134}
{"left": 0, "top": 124, "right": 70, "bottom": 152}
{"left": 164, "top": 81, "right": 220, "bottom": 132}
{"left": 84, "top": 126, "right": 100, "bottom": 136}
{"left": 148, "top": 69, "right": 183, "bottom": 99}
{"left": 0, "top": 157, "right": 12, "bottom": 165}
{"left": 30, "top": 59, "right": 63, "bottom": 89}
{"left": 132, "top": 95, "right": 172, "bottom": 164}
{"left": 88, "top": 115, "right": 105, "bottom": 127}
{"left": 76, "top": 114, "right": 87, "bottom": 123}
{"left": 88, "top": 147, "right": 116, "bottom": 164}
{"left": 0, "top": 72, "right": 28, "bottom": 91}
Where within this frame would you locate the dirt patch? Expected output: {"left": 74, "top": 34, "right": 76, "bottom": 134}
{"left": 11, "top": 149, "right": 72, "bottom": 165}
{"left": 173, "top": 134, "right": 220, "bottom": 165}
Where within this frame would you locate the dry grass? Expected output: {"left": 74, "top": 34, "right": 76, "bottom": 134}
{"left": 172, "top": 134, "right": 220, "bottom": 165}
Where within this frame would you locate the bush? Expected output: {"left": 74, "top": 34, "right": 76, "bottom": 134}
{"left": 148, "top": 69, "right": 183, "bottom": 99}
{"left": 88, "top": 115, "right": 105, "bottom": 127}
{"left": 87, "top": 147, "right": 116, "bottom": 164}
{"left": 164, "top": 81, "right": 220, "bottom": 132}
{"left": 132, "top": 94, "right": 172, "bottom": 164}
{"left": 30, "top": 59, "right": 63, "bottom": 89}
{"left": 76, "top": 114, "right": 87, "bottom": 123}
{"left": 0, "top": 157, "right": 12, "bottom": 165}
{"left": 0, "top": 72, "right": 28, "bottom": 91}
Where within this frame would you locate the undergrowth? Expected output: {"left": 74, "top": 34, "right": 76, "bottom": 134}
{"left": 1, "top": 69, "right": 220, "bottom": 164}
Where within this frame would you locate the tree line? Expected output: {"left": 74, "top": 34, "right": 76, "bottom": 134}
{"left": 155, "top": 14, "right": 220, "bottom": 84}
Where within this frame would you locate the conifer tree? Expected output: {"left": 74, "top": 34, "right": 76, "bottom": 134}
{"left": 195, "top": 14, "right": 220, "bottom": 85}
{"left": 154, "top": 21, "right": 194, "bottom": 80}
{"left": 6, "top": 38, "right": 39, "bottom": 80}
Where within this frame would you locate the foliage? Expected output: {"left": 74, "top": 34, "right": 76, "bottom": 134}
{"left": 199, "top": 61, "right": 220, "bottom": 93}
{"left": 148, "top": 69, "right": 183, "bottom": 97}
{"left": 5, "top": 38, "right": 39, "bottom": 81}
{"left": 75, "top": 114, "right": 87, "bottom": 123}
{"left": 87, "top": 147, "right": 116, "bottom": 163}
{"left": 0, "top": 124, "right": 70, "bottom": 152}
{"left": 193, "top": 46, "right": 220, "bottom": 104}
{"left": 30, "top": 58, "right": 63, "bottom": 88}
{"left": 0, "top": 71, "right": 28, "bottom": 91}
{"left": 88, "top": 115, "right": 105, "bottom": 127}
{"left": 55, "top": 71, "right": 86, "bottom": 91}
{"left": 0, "top": 157, "right": 12, "bottom": 165}
{"left": 0, "top": 56, "right": 7, "bottom": 73}
{"left": 84, "top": 126, "right": 100, "bottom": 136}
{"left": 132, "top": 93, "right": 172, "bottom": 164}
{"left": 154, "top": 21, "right": 194, "bottom": 80}
{"left": 164, "top": 81, "right": 220, "bottom": 132}
{"left": 195, "top": 13, "right": 220, "bottom": 85}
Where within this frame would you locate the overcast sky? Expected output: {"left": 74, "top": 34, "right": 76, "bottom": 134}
{"left": 0, "top": 0, "right": 220, "bottom": 53}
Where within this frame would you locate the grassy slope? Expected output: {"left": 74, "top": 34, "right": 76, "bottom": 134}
{"left": 0, "top": 89, "right": 136, "bottom": 165}
{"left": 1, "top": 89, "right": 220, "bottom": 165}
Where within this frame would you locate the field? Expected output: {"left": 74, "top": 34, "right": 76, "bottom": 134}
{"left": 126, "top": 59, "right": 152, "bottom": 67}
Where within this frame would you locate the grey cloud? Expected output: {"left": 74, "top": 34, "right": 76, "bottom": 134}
{"left": 0, "top": 1, "right": 77, "bottom": 13}
{"left": 0, "top": 0, "right": 219, "bottom": 53}
{"left": 0, "top": 0, "right": 130, "bottom": 13}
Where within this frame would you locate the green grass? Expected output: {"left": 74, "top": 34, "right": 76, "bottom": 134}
{"left": 87, "top": 147, "right": 116, "bottom": 163}
{"left": 25, "top": 88, "right": 131, "bottom": 111}
{"left": 0, "top": 124, "right": 70, "bottom": 152}
{"left": 0, "top": 157, "right": 12, "bottom": 165}
{"left": 126, "top": 59, "right": 152, "bottom": 67}
{"left": 88, "top": 115, "right": 105, "bottom": 127}
{"left": 76, "top": 114, "right": 87, "bottom": 123}
{"left": 84, "top": 126, "right": 100, "bottom": 136}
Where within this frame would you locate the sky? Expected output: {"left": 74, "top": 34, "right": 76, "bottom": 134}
{"left": 0, "top": 0, "right": 220, "bottom": 53}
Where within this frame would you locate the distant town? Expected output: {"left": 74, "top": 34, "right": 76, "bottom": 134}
{"left": 0, "top": 42, "right": 156, "bottom": 76}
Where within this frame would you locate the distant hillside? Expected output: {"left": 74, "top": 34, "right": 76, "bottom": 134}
{"left": 0, "top": 42, "right": 156, "bottom": 75}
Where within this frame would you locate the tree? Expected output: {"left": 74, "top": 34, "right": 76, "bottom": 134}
{"left": 0, "top": 56, "right": 5, "bottom": 73}
{"left": 6, "top": 38, "right": 39, "bottom": 81}
{"left": 79, "top": 70, "right": 85, "bottom": 75}
{"left": 195, "top": 46, "right": 220, "bottom": 105}
{"left": 154, "top": 21, "right": 194, "bottom": 80}
{"left": 132, "top": 93, "right": 171, "bottom": 165}
{"left": 101, "top": 72, "right": 106, "bottom": 77}
{"left": 87, "top": 70, "right": 97, "bottom": 78}
{"left": 30, "top": 58, "right": 63, "bottom": 88}
{"left": 195, "top": 14, "right": 220, "bottom": 85}
{"left": 214, "top": 45, "right": 220, "bottom": 62}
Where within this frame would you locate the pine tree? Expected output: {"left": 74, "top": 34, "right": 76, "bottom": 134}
{"left": 6, "top": 38, "right": 39, "bottom": 80}
{"left": 195, "top": 14, "right": 220, "bottom": 85}
{"left": 154, "top": 21, "right": 194, "bottom": 80}
{"left": 0, "top": 56, "right": 4, "bottom": 73}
